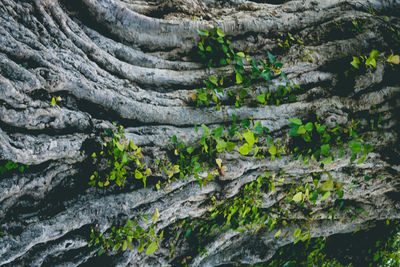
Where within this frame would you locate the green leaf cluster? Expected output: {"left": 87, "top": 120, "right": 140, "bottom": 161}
{"left": 195, "top": 27, "right": 296, "bottom": 110}
{"left": 0, "top": 161, "right": 28, "bottom": 175}
{"left": 89, "top": 125, "right": 151, "bottom": 188}
{"left": 351, "top": 49, "right": 379, "bottom": 69}
{"left": 288, "top": 118, "right": 373, "bottom": 165}
{"left": 89, "top": 209, "right": 162, "bottom": 256}
{"left": 197, "top": 27, "right": 234, "bottom": 67}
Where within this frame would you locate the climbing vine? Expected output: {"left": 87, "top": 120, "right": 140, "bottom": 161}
{"left": 86, "top": 26, "right": 396, "bottom": 264}
{"left": 89, "top": 125, "right": 151, "bottom": 188}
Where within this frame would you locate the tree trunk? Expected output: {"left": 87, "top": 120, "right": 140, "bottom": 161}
{"left": 0, "top": 0, "right": 399, "bottom": 266}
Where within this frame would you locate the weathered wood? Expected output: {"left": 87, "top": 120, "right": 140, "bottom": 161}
{"left": 0, "top": 0, "right": 399, "bottom": 266}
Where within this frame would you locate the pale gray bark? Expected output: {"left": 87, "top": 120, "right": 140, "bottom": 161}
{"left": 0, "top": 0, "right": 399, "bottom": 266}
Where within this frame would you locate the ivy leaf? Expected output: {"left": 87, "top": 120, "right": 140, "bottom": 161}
{"left": 216, "top": 28, "right": 225, "bottom": 37}
{"left": 321, "top": 180, "right": 334, "bottom": 191}
{"left": 146, "top": 241, "right": 158, "bottom": 255}
{"left": 253, "top": 122, "right": 264, "bottom": 135}
{"left": 137, "top": 241, "right": 145, "bottom": 253}
{"left": 357, "top": 155, "right": 366, "bottom": 164}
{"left": 123, "top": 240, "right": 128, "bottom": 251}
{"left": 349, "top": 141, "right": 362, "bottom": 153}
{"left": 135, "top": 170, "right": 143, "bottom": 179}
{"left": 369, "top": 49, "right": 379, "bottom": 59}
{"left": 274, "top": 229, "right": 282, "bottom": 238}
{"left": 321, "top": 191, "right": 331, "bottom": 201}
{"left": 239, "top": 89, "right": 248, "bottom": 99}
{"left": 226, "top": 141, "right": 236, "bottom": 151}
{"left": 171, "top": 135, "right": 177, "bottom": 143}
{"left": 256, "top": 94, "right": 265, "bottom": 103}
{"left": 153, "top": 208, "right": 159, "bottom": 221}
{"left": 316, "top": 125, "right": 326, "bottom": 134}
{"left": 216, "top": 36, "right": 224, "bottom": 44}
{"left": 113, "top": 243, "right": 121, "bottom": 251}
{"left": 129, "top": 141, "right": 138, "bottom": 150}
{"left": 373, "top": 253, "right": 380, "bottom": 262}
{"left": 288, "top": 118, "right": 302, "bottom": 125}
{"left": 269, "top": 145, "right": 277, "bottom": 155}
{"left": 363, "top": 144, "right": 373, "bottom": 154}
{"left": 197, "top": 29, "right": 209, "bottom": 36}
{"left": 201, "top": 124, "right": 210, "bottom": 137}
{"left": 212, "top": 126, "right": 224, "bottom": 139}
{"left": 122, "top": 153, "right": 128, "bottom": 164}
{"left": 267, "top": 51, "right": 276, "bottom": 64}
{"left": 387, "top": 54, "right": 400, "bottom": 64}
{"left": 365, "top": 57, "right": 376, "bottom": 68}
{"left": 198, "top": 92, "right": 207, "bottom": 101}
{"left": 321, "top": 144, "right": 330, "bottom": 156}
{"left": 116, "top": 142, "right": 124, "bottom": 151}
{"left": 297, "top": 125, "right": 306, "bottom": 134}
{"left": 305, "top": 122, "right": 313, "bottom": 131}
{"left": 302, "top": 133, "right": 311, "bottom": 142}
{"left": 209, "top": 76, "right": 218, "bottom": 86}
{"left": 239, "top": 143, "right": 251, "bottom": 155}
{"left": 236, "top": 72, "right": 243, "bottom": 84}
{"left": 293, "top": 228, "right": 302, "bottom": 237}
{"left": 351, "top": 57, "right": 360, "bottom": 69}
{"left": 321, "top": 156, "right": 333, "bottom": 165}
{"left": 236, "top": 52, "right": 245, "bottom": 58}
{"left": 216, "top": 158, "right": 222, "bottom": 169}
{"left": 98, "top": 247, "right": 105, "bottom": 256}
{"left": 186, "top": 146, "right": 194, "bottom": 154}
{"left": 261, "top": 71, "right": 271, "bottom": 81}
{"left": 289, "top": 127, "right": 299, "bottom": 137}
{"left": 293, "top": 192, "right": 303, "bottom": 202}
{"left": 242, "top": 131, "right": 255, "bottom": 146}
{"left": 216, "top": 140, "right": 227, "bottom": 152}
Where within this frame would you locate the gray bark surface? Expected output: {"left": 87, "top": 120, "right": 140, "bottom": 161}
{"left": 0, "top": 0, "right": 399, "bottom": 266}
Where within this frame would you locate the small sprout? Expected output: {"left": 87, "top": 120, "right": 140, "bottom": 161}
{"left": 51, "top": 97, "right": 57, "bottom": 106}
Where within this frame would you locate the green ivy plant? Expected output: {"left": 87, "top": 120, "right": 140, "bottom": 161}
{"left": 196, "top": 75, "right": 225, "bottom": 110}
{"left": 176, "top": 172, "right": 278, "bottom": 262}
{"left": 230, "top": 51, "right": 290, "bottom": 108}
{"left": 167, "top": 124, "right": 235, "bottom": 187}
{"left": 351, "top": 49, "right": 399, "bottom": 69}
{"left": 87, "top": 25, "right": 385, "bottom": 262}
{"left": 195, "top": 27, "right": 296, "bottom": 110}
{"left": 209, "top": 174, "right": 273, "bottom": 230}
{"left": 287, "top": 117, "right": 373, "bottom": 165}
{"left": 351, "top": 49, "right": 379, "bottom": 69}
{"left": 277, "top": 32, "right": 304, "bottom": 51}
{"left": 0, "top": 161, "right": 29, "bottom": 175}
{"left": 197, "top": 27, "right": 234, "bottom": 67}
{"left": 89, "top": 125, "right": 151, "bottom": 188}
{"left": 374, "top": 230, "right": 400, "bottom": 266}
{"left": 89, "top": 209, "right": 162, "bottom": 256}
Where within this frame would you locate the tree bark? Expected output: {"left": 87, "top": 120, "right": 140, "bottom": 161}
{"left": 0, "top": 0, "right": 399, "bottom": 266}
